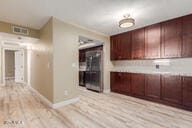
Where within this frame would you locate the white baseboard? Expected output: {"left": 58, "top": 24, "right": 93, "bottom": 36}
{"left": 52, "top": 97, "right": 80, "bottom": 109}
{"left": 103, "top": 89, "right": 111, "bottom": 93}
{"left": 29, "top": 86, "right": 79, "bottom": 109}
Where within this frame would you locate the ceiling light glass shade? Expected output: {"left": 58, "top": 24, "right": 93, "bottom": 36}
{"left": 119, "top": 17, "right": 135, "bottom": 28}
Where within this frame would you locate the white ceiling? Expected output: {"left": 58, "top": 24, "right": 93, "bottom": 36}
{"left": 0, "top": 0, "right": 192, "bottom": 36}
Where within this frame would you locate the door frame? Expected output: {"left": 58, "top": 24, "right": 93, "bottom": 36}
{"left": 1, "top": 41, "right": 25, "bottom": 85}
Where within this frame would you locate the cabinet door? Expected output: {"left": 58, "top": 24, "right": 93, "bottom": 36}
{"left": 110, "top": 35, "right": 120, "bottom": 60}
{"left": 120, "top": 73, "right": 131, "bottom": 94}
{"left": 110, "top": 36, "right": 116, "bottom": 60}
{"left": 183, "top": 77, "right": 192, "bottom": 108}
{"left": 145, "top": 74, "right": 161, "bottom": 99}
{"left": 110, "top": 72, "right": 120, "bottom": 92}
{"left": 161, "top": 18, "right": 182, "bottom": 58}
{"left": 119, "top": 32, "right": 132, "bottom": 60}
{"left": 131, "top": 28, "right": 145, "bottom": 59}
{"left": 145, "top": 24, "right": 161, "bottom": 59}
{"left": 162, "top": 75, "right": 182, "bottom": 104}
{"left": 182, "top": 15, "right": 192, "bottom": 57}
{"left": 131, "top": 73, "right": 145, "bottom": 96}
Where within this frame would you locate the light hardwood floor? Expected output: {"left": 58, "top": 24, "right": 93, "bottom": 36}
{"left": 0, "top": 84, "right": 192, "bottom": 128}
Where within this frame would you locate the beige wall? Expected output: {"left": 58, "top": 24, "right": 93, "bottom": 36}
{"left": 30, "top": 19, "right": 54, "bottom": 102}
{"left": 0, "top": 21, "right": 40, "bottom": 38}
{"left": 5, "top": 50, "right": 15, "bottom": 77}
{"left": 30, "top": 17, "right": 111, "bottom": 104}
{"left": 52, "top": 18, "right": 111, "bottom": 103}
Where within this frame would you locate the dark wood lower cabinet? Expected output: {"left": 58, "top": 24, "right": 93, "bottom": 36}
{"left": 110, "top": 72, "right": 121, "bottom": 92}
{"left": 183, "top": 77, "right": 192, "bottom": 108}
{"left": 145, "top": 74, "right": 161, "bottom": 99}
{"left": 131, "top": 73, "right": 145, "bottom": 96}
{"left": 162, "top": 75, "right": 182, "bottom": 104}
{"left": 110, "top": 72, "right": 192, "bottom": 111}
{"left": 120, "top": 73, "right": 131, "bottom": 94}
{"left": 110, "top": 72, "right": 131, "bottom": 94}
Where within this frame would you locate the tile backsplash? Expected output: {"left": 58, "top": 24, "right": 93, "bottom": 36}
{"left": 112, "top": 58, "right": 192, "bottom": 76}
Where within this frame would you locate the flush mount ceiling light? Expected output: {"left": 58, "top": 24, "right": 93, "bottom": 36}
{"left": 119, "top": 14, "right": 135, "bottom": 28}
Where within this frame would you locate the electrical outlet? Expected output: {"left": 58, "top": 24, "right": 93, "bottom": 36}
{"left": 156, "top": 64, "right": 160, "bottom": 69}
{"left": 64, "top": 90, "right": 68, "bottom": 95}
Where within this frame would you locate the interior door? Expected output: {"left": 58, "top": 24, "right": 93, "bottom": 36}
{"left": 15, "top": 50, "right": 24, "bottom": 83}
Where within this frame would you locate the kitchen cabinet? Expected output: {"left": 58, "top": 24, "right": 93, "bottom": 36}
{"left": 110, "top": 32, "right": 131, "bottom": 60}
{"left": 119, "top": 32, "right": 132, "bottom": 60}
{"left": 145, "top": 24, "right": 161, "bottom": 59}
{"left": 120, "top": 73, "right": 131, "bottom": 94}
{"left": 110, "top": 72, "right": 121, "bottom": 92}
{"left": 162, "top": 75, "right": 182, "bottom": 104}
{"left": 182, "top": 15, "right": 192, "bottom": 57}
{"left": 110, "top": 72, "right": 131, "bottom": 93}
{"left": 110, "top": 14, "right": 192, "bottom": 60}
{"left": 131, "top": 73, "right": 145, "bottom": 96}
{"left": 145, "top": 74, "right": 161, "bottom": 99}
{"left": 131, "top": 28, "right": 145, "bottom": 59}
{"left": 110, "top": 72, "right": 192, "bottom": 111}
{"left": 183, "top": 77, "right": 192, "bottom": 108}
{"left": 110, "top": 35, "right": 120, "bottom": 60}
{"left": 161, "top": 18, "right": 182, "bottom": 58}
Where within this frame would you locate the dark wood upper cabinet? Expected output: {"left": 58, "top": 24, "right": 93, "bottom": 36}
{"left": 145, "top": 24, "right": 161, "bottom": 59}
{"left": 131, "top": 28, "right": 145, "bottom": 59}
{"left": 161, "top": 18, "right": 182, "bottom": 58}
{"left": 131, "top": 73, "right": 145, "bottom": 96}
{"left": 119, "top": 32, "right": 132, "bottom": 60}
{"left": 110, "top": 32, "right": 131, "bottom": 60}
{"left": 110, "top": 35, "right": 120, "bottom": 60}
{"left": 110, "top": 14, "right": 192, "bottom": 60}
{"left": 162, "top": 75, "right": 182, "bottom": 104}
{"left": 183, "top": 77, "right": 192, "bottom": 108}
{"left": 182, "top": 15, "right": 192, "bottom": 57}
{"left": 145, "top": 74, "right": 161, "bottom": 99}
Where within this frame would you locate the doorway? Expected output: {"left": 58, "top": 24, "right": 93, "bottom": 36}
{"left": 3, "top": 48, "right": 25, "bottom": 85}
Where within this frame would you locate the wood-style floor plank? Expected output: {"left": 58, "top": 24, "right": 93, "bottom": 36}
{"left": 0, "top": 84, "right": 192, "bottom": 128}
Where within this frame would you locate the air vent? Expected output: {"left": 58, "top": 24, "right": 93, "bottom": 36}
{"left": 12, "top": 26, "right": 29, "bottom": 35}
{"left": 3, "top": 42, "right": 20, "bottom": 46}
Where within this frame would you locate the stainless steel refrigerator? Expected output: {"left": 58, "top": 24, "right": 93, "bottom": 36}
{"left": 85, "top": 50, "right": 103, "bottom": 92}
